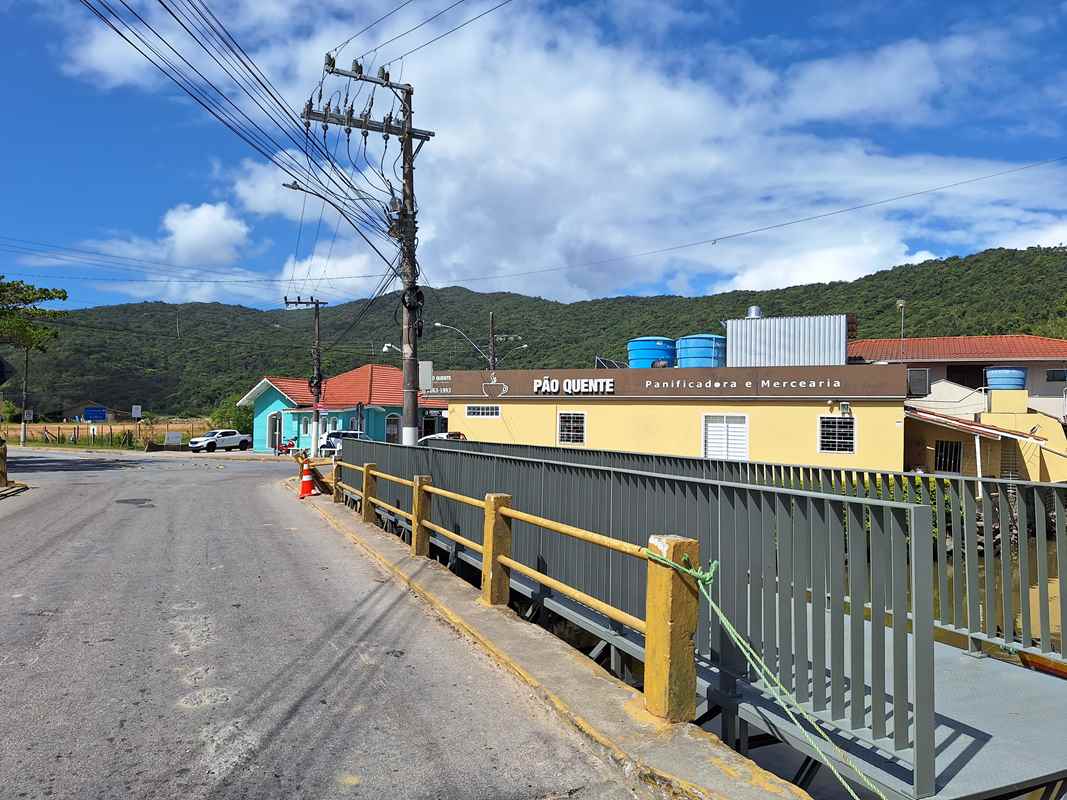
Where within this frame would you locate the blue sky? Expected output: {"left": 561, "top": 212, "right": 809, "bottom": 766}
{"left": 4, "top": 0, "right": 1067, "bottom": 310}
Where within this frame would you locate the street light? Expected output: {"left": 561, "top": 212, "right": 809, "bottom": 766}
{"left": 497, "top": 343, "right": 529, "bottom": 365}
{"left": 433, "top": 321, "right": 491, "bottom": 365}
{"left": 382, "top": 343, "right": 402, "bottom": 354}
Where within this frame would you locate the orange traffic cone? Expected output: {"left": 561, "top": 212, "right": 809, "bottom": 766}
{"left": 298, "top": 459, "right": 317, "bottom": 499}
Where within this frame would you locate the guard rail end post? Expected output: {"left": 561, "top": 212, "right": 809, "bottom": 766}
{"left": 0, "top": 440, "right": 7, "bottom": 487}
{"left": 644, "top": 534, "right": 699, "bottom": 723}
{"left": 411, "top": 475, "right": 433, "bottom": 557}
{"left": 332, "top": 462, "right": 341, "bottom": 503}
{"left": 361, "top": 463, "right": 377, "bottom": 524}
{"left": 481, "top": 493, "right": 512, "bottom": 606}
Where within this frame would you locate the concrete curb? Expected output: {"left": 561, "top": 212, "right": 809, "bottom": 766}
{"left": 291, "top": 482, "right": 810, "bottom": 800}
{"left": 0, "top": 483, "right": 29, "bottom": 500}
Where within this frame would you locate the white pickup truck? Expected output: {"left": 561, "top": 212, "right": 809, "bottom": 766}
{"left": 189, "top": 429, "right": 252, "bottom": 453}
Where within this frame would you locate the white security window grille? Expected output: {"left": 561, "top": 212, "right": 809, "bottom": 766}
{"left": 907, "top": 368, "right": 930, "bottom": 396}
{"left": 818, "top": 416, "right": 856, "bottom": 453}
{"left": 466, "top": 405, "right": 501, "bottom": 418}
{"left": 558, "top": 412, "right": 586, "bottom": 444}
{"left": 703, "top": 415, "right": 749, "bottom": 461}
{"left": 934, "top": 440, "right": 963, "bottom": 473}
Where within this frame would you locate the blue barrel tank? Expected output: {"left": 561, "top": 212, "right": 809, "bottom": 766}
{"left": 985, "top": 367, "right": 1028, "bottom": 390}
{"left": 627, "top": 336, "right": 676, "bottom": 368}
{"left": 676, "top": 334, "right": 726, "bottom": 368}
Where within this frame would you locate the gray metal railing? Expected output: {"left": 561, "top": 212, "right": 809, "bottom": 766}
{"left": 340, "top": 438, "right": 937, "bottom": 796}
{"left": 429, "top": 438, "right": 1067, "bottom": 665}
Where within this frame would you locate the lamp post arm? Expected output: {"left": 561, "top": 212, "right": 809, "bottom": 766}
{"left": 435, "top": 322, "right": 490, "bottom": 364}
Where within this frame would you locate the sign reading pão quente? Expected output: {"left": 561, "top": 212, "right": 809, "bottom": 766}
{"left": 427, "top": 365, "right": 905, "bottom": 400}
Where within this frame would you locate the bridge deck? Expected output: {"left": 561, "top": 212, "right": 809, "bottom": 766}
{"left": 702, "top": 612, "right": 1067, "bottom": 800}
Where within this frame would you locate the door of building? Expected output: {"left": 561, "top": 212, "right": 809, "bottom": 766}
{"left": 703, "top": 414, "right": 749, "bottom": 461}
{"left": 268, "top": 413, "right": 281, "bottom": 451}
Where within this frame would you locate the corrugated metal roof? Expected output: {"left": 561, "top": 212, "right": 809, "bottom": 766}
{"left": 904, "top": 406, "right": 1046, "bottom": 442}
{"left": 726, "top": 314, "right": 847, "bottom": 367}
{"left": 263, "top": 364, "right": 446, "bottom": 409}
{"left": 849, "top": 335, "right": 1067, "bottom": 363}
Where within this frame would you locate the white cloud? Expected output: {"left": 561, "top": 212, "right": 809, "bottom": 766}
{"left": 45, "top": 0, "right": 1067, "bottom": 306}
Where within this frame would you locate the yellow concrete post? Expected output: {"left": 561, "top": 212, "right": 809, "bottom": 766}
{"left": 644, "top": 534, "right": 700, "bottom": 722}
{"left": 361, "top": 463, "right": 377, "bottom": 524}
{"left": 411, "top": 475, "right": 433, "bottom": 557}
{"left": 332, "top": 462, "right": 341, "bottom": 503}
{"left": 480, "top": 493, "right": 513, "bottom": 606}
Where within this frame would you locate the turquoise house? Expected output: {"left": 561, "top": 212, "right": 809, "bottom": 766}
{"left": 237, "top": 364, "right": 446, "bottom": 453}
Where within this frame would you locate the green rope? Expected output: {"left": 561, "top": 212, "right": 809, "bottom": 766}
{"left": 644, "top": 548, "right": 887, "bottom": 800}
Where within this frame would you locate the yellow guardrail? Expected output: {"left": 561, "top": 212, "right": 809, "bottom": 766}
{"left": 332, "top": 460, "right": 699, "bottom": 722}
{"left": 369, "top": 469, "right": 414, "bottom": 488}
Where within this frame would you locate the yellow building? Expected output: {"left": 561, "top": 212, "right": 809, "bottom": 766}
{"left": 428, "top": 365, "right": 908, "bottom": 471}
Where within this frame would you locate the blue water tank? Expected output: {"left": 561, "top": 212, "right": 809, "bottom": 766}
{"left": 676, "top": 334, "right": 726, "bottom": 368}
{"left": 627, "top": 336, "right": 676, "bottom": 368}
{"left": 985, "top": 367, "right": 1028, "bottom": 390}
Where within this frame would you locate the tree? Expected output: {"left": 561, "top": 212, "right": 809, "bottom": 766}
{"left": 210, "top": 393, "right": 253, "bottom": 432}
{"left": 0, "top": 399, "right": 16, "bottom": 423}
{"left": 0, "top": 276, "right": 67, "bottom": 350}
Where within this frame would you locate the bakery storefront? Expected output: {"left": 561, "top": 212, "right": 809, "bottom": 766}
{"left": 427, "top": 365, "right": 907, "bottom": 471}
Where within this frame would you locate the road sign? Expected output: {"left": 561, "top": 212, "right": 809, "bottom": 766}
{"left": 164, "top": 432, "right": 182, "bottom": 446}
{"left": 131, "top": 405, "right": 142, "bottom": 420}
{"left": 24, "top": 409, "right": 33, "bottom": 422}
{"left": 83, "top": 406, "right": 107, "bottom": 422}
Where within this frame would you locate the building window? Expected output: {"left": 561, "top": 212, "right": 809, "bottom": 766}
{"left": 703, "top": 415, "right": 749, "bottom": 461}
{"left": 818, "top": 416, "right": 856, "bottom": 454}
{"left": 301, "top": 417, "right": 309, "bottom": 435}
{"left": 907, "top": 368, "right": 930, "bottom": 397}
{"left": 466, "top": 404, "right": 501, "bottom": 418}
{"left": 349, "top": 416, "right": 359, "bottom": 430}
{"left": 558, "top": 412, "right": 586, "bottom": 445}
{"left": 1046, "top": 369, "right": 1067, "bottom": 382}
{"left": 385, "top": 414, "right": 400, "bottom": 444}
{"left": 934, "top": 440, "right": 963, "bottom": 473}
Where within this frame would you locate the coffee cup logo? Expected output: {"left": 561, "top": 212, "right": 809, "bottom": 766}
{"left": 481, "top": 372, "right": 509, "bottom": 398}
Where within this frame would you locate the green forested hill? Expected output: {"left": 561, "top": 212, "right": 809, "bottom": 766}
{"left": 4, "top": 246, "right": 1067, "bottom": 418}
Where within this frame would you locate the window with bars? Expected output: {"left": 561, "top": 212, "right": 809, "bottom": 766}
{"left": 818, "top": 416, "right": 855, "bottom": 453}
{"left": 558, "top": 412, "right": 586, "bottom": 445}
{"left": 934, "top": 440, "right": 963, "bottom": 473}
{"left": 466, "top": 405, "right": 501, "bottom": 418}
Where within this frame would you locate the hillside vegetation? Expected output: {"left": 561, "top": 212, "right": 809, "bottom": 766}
{"left": 3, "top": 246, "right": 1066, "bottom": 418}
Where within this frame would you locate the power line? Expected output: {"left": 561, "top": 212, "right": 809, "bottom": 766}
{"left": 433, "top": 152, "right": 1067, "bottom": 285}
{"left": 384, "top": 0, "right": 516, "bottom": 64}
{"left": 329, "top": 0, "right": 420, "bottom": 54}
{"left": 359, "top": 0, "right": 468, "bottom": 59}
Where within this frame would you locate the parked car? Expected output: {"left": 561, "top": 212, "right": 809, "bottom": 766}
{"left": 416, "top": 431, "right": 467, "bottom": 446}
{"left": 319, "top": 429, "right": 371, "bottom": 457}
{"left": 189, "top": 429, "right": 252, "bottom": 453}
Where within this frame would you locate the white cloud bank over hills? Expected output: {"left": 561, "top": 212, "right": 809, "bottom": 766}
{"left": 42, "top": 1, "right": 1067, "bottom": 304}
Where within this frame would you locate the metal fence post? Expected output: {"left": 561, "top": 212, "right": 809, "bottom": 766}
{"left": 361, "top": 463, "right": 377, "bottom": 524}
{"left": 644, "top": 534, "right": 699, "bottom": 722}
{"left": 481, "top": 493, "right": 512, "bottom": 606}
{"left": 909, "top": 504, "right": 935, "bottom": 798}
{"left": 411, "top": 475, "right": 433, "bottom": 557}
{"left": 332, "top": 462, "right": 341, "bottom": 503}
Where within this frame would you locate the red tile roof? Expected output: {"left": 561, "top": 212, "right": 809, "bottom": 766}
{"left": 849, "top": 334, "right": 1067, "bottom": 363}
{"left": 266, "top": 364, "right": 446, "bottom": 409}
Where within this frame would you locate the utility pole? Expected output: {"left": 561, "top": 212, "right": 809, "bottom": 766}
{"left": 285, "top": 295, "right": 328, "bottom": 457}
{"left": 19, "top": 348, "right": 28, "bottom": 446}
{"left": 303, "top": 56, "right": 435, "bottom": 446}
{"left": 488, "top": 311, "right": 496, "bottom": 371}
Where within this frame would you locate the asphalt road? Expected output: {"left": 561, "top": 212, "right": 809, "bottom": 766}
{"left": 0, "top": 450, "right": 647, "bottom": 800}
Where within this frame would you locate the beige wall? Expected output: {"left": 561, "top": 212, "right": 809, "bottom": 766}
{"left": 904, "top": 418, "right": 1002, "bottom": 476}
{"left": 451, "top": 399, "right": 905, "bottom": 471}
